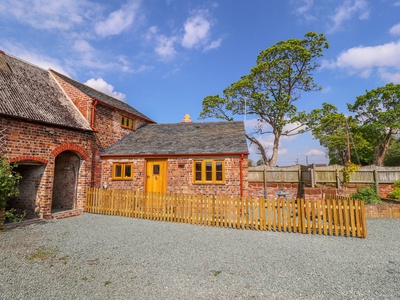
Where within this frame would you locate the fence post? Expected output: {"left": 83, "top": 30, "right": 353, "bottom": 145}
{"left": 263, "top": 167, "right": 268, "bottom": 199}
{"left": 298, "top": 165, "right": 302, "bottom": 198}
{"left": 311, "top": 163, "right": 316, "bottom": 188}
{"left": 336, "top": 166, "right": 341, "bottom": 189}
{"left": 373, "top": 166, "right": 379, "bottom": 195}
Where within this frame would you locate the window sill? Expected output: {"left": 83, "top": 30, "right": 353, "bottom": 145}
{"left": 193, "top": 182, "right": 226, "bottom": 185}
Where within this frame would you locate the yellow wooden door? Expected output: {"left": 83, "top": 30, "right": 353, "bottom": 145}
{"left": 146, "top": 159, "right": 167, "bottom": 193}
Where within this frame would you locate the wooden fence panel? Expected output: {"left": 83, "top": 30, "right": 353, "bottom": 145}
{"left": 85, "top": 188, "right": 367, "bottom": 238}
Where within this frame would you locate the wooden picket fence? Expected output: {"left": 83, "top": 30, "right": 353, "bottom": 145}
{"left": 85, "top": 188, "right": 367, "bottom": 238}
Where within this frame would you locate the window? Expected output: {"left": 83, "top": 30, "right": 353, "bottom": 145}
{"left": 120, "top": 116, "right": 136, "bottom": 130}
{"left": 193, "top": 160, "right": 225, "bottom": 184}
{"left": 112, "top": 163, "right": 133, "bottom": 180}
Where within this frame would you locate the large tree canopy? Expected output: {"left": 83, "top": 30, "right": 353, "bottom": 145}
{"left": 310, "top": 103, "right": 372, "bottom": 165}
{"left": 348, "top": 83, "right": 400, "bottom": 166}
{"left": 199, "top": 32, "right": 329, "bottom": 166}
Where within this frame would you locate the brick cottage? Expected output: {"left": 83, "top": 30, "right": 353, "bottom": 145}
{"left": 0, "top": 51, "right": 248, "bottom": 221}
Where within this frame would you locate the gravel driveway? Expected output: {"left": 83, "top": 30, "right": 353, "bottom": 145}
{"left": 0, "top": 214, "right": 399, "bottom": 300}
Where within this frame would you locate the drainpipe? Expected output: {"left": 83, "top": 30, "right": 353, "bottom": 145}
{"left": 91, "top": 100, "right": 98, "bottom": 130}
{"left": 240, "top": 154, "right": 244, "bottom": 197}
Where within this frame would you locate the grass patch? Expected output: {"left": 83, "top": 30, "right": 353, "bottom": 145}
{"left": 59, "top": 255, "right": 70, "bottom": 265}
{"left": 26, "top": 247, "right": 58, "bottom": 261}
{"left": 210, "top": 270, "right": 222, "bottom": 276}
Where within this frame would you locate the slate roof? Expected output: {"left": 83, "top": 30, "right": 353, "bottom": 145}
{"left": 101, "top": 121, "right": 248, "bottom": 156}
{"left": 50, "top": 69, "right": 154, "bottom": 123}
{"left": 0, "top": 52, "right": 92, "bottom": 131}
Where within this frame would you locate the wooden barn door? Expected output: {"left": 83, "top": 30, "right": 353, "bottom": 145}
{"left": 146, "top": 159, "right": 167, "bottom": 193}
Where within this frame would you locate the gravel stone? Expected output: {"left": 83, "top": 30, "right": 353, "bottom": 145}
{"left": 0, "top": 214, "right": 399, "bottom": 299}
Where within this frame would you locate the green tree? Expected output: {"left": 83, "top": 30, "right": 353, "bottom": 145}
{"left": 256, "top": 159, "right": 264, "bottom": 166}
{"left": 0, "top": 156, "right": 21, "bottom": 208}
{"left": 199, "top": 32, "right": 329, "bottom": 166}
{"left": 348, "top": 83, "right": 400, "bottom": 166}
{"left": 384, "top": 138, "right": 400, "bottom": 166}
{"left": 310, "top": 103, "right": 372, "bottom": 165}
{"left": 248, "top": 159, "right": 254, "bottom": 167}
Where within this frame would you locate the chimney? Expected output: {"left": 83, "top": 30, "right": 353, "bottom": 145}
{"left": 181, "top": 114, "right": 193, "bottom": 123}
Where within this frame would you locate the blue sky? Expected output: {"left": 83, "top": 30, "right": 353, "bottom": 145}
{"left": 1, "top": 0, "right": 400, "bottom": 166}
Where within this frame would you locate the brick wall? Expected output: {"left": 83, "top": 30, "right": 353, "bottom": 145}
{"left": 365, "top": 204, "right": 400, "bottom": 218}
{"left": 101, "top": 156, "right": 248, "bottom": 197}
{"left": 52, "top": 72, "right": 152, "bottom": 187}
{"left": 248, "top": 181, "right": 396, "bottom": 200}
{"left": 1, "top": 116, "right": 93, "bottom": 219}
{"left": 248, "top": 182, "right": 300, "bottom": 199}
{"left": 303, "top": 184, "right": 394, "bottom": 200}
{"left": 101, "top": 158, "right": 146, "bottom": 190}
{"left": 51, "top": 72, "right": 93, "bottom": 120}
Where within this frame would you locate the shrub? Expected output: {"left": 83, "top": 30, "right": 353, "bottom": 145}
{"left": 393, "top": 179, "right": 400, "bottom": 189}
{"left": 351, "top": 184, "right": 382, "bottom": 204}
{"left": 5, "top": 208, "right": 26, "bottom": 223}
{"left": 388, "top": 180, "right": 400, "bottom": 199}
{"left": 388, "top": 189, "right": 400, "bottom": 200}
{"left": 0, "top": 156, "right": 22, "bottom": 208}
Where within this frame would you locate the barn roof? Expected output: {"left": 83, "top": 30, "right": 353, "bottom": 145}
{"left": 50, "top": 70, "right": 154, "bottom": 123}
{"left": 101, "top": 121, "right": 248, "bottom": 156}
{"left": 0, "top": 52, "right": 92, "bottom": 131}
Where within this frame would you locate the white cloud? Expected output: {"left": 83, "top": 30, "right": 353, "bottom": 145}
{"left": 1, "top": 42, "right": 70, "bottom": 75}
{"left": 389, "top": 23, "right": 400, "bottom": 36}
{"left": 292, "top": 0, "right": 315, "bottom": 21}
{"left": 0, "top": 0, "right": 95, "bottom": 30}
{"left": 145, "top": 9, "right": 221, "bottom": 59}
{"left": 85, "top": 78, "right": 126, "bottom": 101}
{"left": 323, "top": 41, "right": 400, "bottom": 83}
{"left": 378, "top": 68, "right": 400, "bottom": 84}
{"left": 95, "top": 0, "right": 141, "bottom": 37}
{"left": 328, "top": 0, "right": 370, "bottom": 33}
{"left": 306, "top": 149, "right": 326, "bottom": 156}
{"left": 73, "top": 40, "right": 94, "bottom": 52}
{"left": 146, "top": 26, "right": 178, "bottom": 60}
{"left": 155, "top": 35, "right": 178, "bottom": 60}
{"left": 204, "top": 38, "right": 223, "bottom": 51}
{"left": 321, "top": 86, "right": 332, "bottom": 94}
{"left": 182, "top": 11, "right": 211, "bottom": 49}
{"left": 294, "top": 0, "right": 314, "bottom": 15}
{"left": 394, "top": 2, "right": 400, "bottom": 7}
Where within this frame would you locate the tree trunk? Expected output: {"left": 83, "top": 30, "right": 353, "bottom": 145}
{"left": 246, "top": 135, "right": 269, "bottom": 165}
{"left": 268, "top": 131, "right": 280, "bottom": 166}
{"left": 375, "top": 133, "right": 392, "bottom": 166}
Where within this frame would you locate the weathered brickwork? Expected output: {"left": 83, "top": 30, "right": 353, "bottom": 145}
{"left": 365, "top": 203, "right": 400, "bottom": 218}
{"left": 248, "top": 182, "right": 300, "bottom": 199}
{"left": 1, "top": 116, "right": 93, "bottom": 219}
{"left": 101, "top": 156, "right": 248, "bottom": 197}
{"left": 51, "top": 72, "right": 93, "bottom": 120}
{"left": 52, "top": 73, "right": 151, "bottom": 187}
{"left": 101, "top": 158, "right": 146, "bottom": 190}
{"left": 248, "top": 181, "right": 395, "bottom": 200}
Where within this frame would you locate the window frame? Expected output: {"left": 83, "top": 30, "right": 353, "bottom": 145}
{"left": 120, "top": 116, "right": 136, "bottom": 130}
{"left": 192, "top": 160, "right": 225, "bottom": 184}
{"left": 112, "top": 162, "right": 134, "bottom": 180}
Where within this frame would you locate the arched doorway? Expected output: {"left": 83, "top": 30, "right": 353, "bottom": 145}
{"left": 7, "top": 162, "right": 45, "bottom": 219}
{"left": 51, "top": 151, "right": 81, "bottom": 212}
